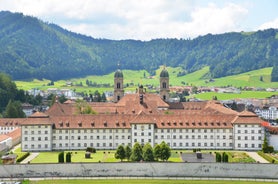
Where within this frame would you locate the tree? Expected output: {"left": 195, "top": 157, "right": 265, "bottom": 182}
{"left": 115, "top": 145, "right": 125, "bottom": 161}
{"left": 76, "top": 100, "right": 97, "bottom": 114}
{"left": 125, "top": 145, "right": 132, "bottom": 161}
{"left": 58, "top": 94, "right": 67, "bottom": 104}
{"left": 153, "top": 144, "right": 161, "bottom": 161}
{"left": 3, "top": 100, "right": 26, "bottom": 118}
{"left": 191, "top": 86, "right": 198, "bottom": 94}
{"left": 130, "top": 142, "right": 143, "bottom": 161}
{"left": 101, "top": 92, "right": 107, "bottom": 102}
{"left": 160, "top": 141, "right": 171, "bottom": 161}
{"left": 142, "top": 143, "right": 154, "bottom": 161}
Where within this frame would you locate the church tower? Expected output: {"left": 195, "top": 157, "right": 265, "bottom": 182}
{"left": 114, "top": 69, "right": 124, "bottom": 102}
{"left": 159, "top": 67, "right": 170, "bottom": 101}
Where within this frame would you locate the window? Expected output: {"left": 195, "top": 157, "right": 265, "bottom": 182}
{"left": 31, "top": 131, "right": 34, "bottom": 134}
{"left": 122, "top": 135, "right": 125, "bottom": 139}
{"left": 223, "top": 135, "right": 226, "bottom": 139}
{"left": 97, "top": 136, "right": 99, "bottom": 139}
{"left": 24, "top": 131, "right": 28, "bottom": 134}
{"left": 31, "top": 137, "right": 34, "bottom": 141}
{"left": 198, "top": 135, "right": 201, "bottom": 139}
{"left": 134, "top": 125, "right": 137, "bottom": 130}
{"left": 237, "top": 130, "right": 241, "bottom": 133}
{"left": 251, "top": 136, "right": 254, "bottom": 140}
{"left": 238, "top": 136, "right": 241, "bottom": 140}
{"left": 134, "top": 132, "right": 137, "bottom": 136}
{"left": 115, "top": 135, "right": 119, "bottom": 139}
{"left": 38, "top": 144, "right": 41, "bottom": 148}
{"left": 245, "top": 136, "right": 248, "bottom": 140}
{"left": 59, "top": 136, "right": 62, "bottom": 140}
{"left": 45, "top": 131, "right": 48, "bottom": 134}
{"left": 24, "top": 137, "right": 28, "bottom": 141}
{"left": 38, "top": 137, "right": 41, "bottom": 141}
{"left": 179, "top": 135, "right": 183, "bottom": 139}
{"left": 198, "top": 143, "right": 201, "bottom": 146}
{"left": 245, "top": 130, "right": 248, "bottom": 133}
{"left": 148, "top": 124, "right": 152, "bottom": 129}
{"left": 45, "top": 137, "right": 48, "bottom": 141}
{"left": 148, "top": 132, "right": 151, "bottom": 136}
{"left": 162, "top": 82, "right": 166, "bottom": 88}
{"left": 204, "top": 143, "right": 207, "bottom": 146}
{"left": 148, "top": 139, "right": 151, "bottom": 143}
{"left": 173, "top": 135, "right": 176, "bottom": 139}
{"left": 71, "top": 136, "right": 74, "bottom": 140}
{"left": 161, "top": 135, "right": 164, "bottom": 139}
{"left": 65, "top": 136, "right": 68, "bottom": 140}
{"left": 84, "top": 143, "right": 87, "bottom": 147}
{"left": 141, "top": 132, "right": 144, "bottom": 136}
{"left": 78, "top": 136, "right": 81, "bottom": 140}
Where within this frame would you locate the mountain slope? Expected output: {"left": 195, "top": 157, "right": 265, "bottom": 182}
{"left": 0, "top": 11, "right": 278, "bottom": 81}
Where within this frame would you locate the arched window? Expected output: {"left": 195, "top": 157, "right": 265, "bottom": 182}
{"left": 117, "top": 82, "right": 121, "bottom": 89}
{"left": 117, "top": 96, "right": 120, "bottom": 101}
{"left": 163, "top": 95, "right": 166, "bottom": 100}
{"left": 162, "top": 82, "right": 167, "bottom": 88}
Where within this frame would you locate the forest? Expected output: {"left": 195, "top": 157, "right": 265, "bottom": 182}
{"left": 0, "top": 11, "right": 278, "bottom": 81}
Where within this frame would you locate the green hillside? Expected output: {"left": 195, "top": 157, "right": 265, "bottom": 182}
{"left": 15, "top": 67, "right": 278, "bottom": 95}
{"left": 1, "top": 11, "right": 278, "bottom": 81}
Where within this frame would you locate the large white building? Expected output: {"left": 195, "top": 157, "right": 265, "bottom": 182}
{"left": 255, "top": 106, "right": 278, "bottom": 121}
{"left": 17, "top": 68, "right": 265, "bottom": 152}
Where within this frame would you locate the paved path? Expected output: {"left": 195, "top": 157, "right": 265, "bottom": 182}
{"left": 21, "top": 152, "right": 39, "bottom": 164}
{"left": 246, "top": 151, "right": 269, "bottom": 163}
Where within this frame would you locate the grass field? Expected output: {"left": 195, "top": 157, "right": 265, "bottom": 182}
{"left": 31, "top": 151, "right": 118, "bottom": 163}
{"left": 31, "top": 150, "right": 183, "bottom": 163}
{"left": 193, "top": 91, "right": 277, "bottom": 101}
{"left": 15, "top": 67, "right": 278, "bottom": 95}
{"left": 26, "top": 179, "right": 278, "bottom": 184}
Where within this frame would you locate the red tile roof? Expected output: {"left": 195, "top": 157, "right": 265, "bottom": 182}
{"left": 6, "top": 128, "right": 21, "bottom": 140}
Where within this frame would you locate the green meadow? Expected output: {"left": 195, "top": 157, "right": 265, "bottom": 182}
{"left": 27, "top": 179, "right": 278, "bottom": 184}
{"left": 15, "top": 66, "right": 278, "bottom": 99}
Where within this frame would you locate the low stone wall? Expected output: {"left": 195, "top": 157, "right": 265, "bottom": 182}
{"left": 0, "top": 163, "right": 278, "bottom": 179}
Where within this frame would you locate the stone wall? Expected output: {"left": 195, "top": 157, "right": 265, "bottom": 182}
{"left": 1, "top": 163, "right": 278, "bottom": 179}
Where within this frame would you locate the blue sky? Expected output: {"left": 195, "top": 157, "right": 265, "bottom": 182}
{"left": 0, "top": 0, "right": 277, "bottom": 40}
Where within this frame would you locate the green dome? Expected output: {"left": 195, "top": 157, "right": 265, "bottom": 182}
{"left": 114, "top": 69, "right": 123, "bottom": 78}
{"left": 160, "top": 68, "right": 169, "bottom": 78}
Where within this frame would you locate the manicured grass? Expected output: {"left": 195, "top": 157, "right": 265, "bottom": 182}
{"left": 226, "top": 152, "right": 256, "bottom": 163}
{"left": 257, "top": 151, "right": 278, "bottom": 163}
{"left": 168, "top": 151, "right": 183, "bottom": 162}
{"left": 13, "top": 147, "right": 28, "bottom": 160}
{"left": 28, "top": 179, "right": 278, "bottom": 184}
{"left": 31, "top": 151, "right": 119, "bottom": 163}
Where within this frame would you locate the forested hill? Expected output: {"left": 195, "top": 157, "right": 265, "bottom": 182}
{"left": 0, "top": 11, "right": 278, "bottom": 81}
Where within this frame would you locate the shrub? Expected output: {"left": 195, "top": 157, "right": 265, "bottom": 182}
{"left": 86, "top": 147, "right": 96, "bottom": 153}
{"left": 66, "top": 152, "right": 71, "bottom": 163}
{"left": 58, "top": 152, "right": 64, "bottom": 163}
{"left": 215, "top": 152, "right": 222, "bottom": 162}
{"left": 16, "top": 152, "right": 30, "bottom": 163}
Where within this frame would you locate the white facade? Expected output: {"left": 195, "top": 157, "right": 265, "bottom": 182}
{"left": 21, "top": 122, "right": 264, "bottom": 152}
{"left": 233, "top": 124, "right": 264, "bottom": 150}
{"left": 21, "top": 125, "right": 52, "bottom": 152}
{"left": 255, "top": 106, "right": 278, "bottom": 120}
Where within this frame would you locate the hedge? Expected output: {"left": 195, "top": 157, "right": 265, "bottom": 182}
{"left": 16, "top": 152, "right": 30, "bottom": 163}
{"left": 257, "top": 151, "right": 278, "bottom": 163}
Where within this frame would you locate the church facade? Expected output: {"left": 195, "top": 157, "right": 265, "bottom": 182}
{"left": 20, "top": 68, "right": 264, "bottom": 152}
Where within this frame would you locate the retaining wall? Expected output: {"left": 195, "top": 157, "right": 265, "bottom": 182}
{"left": 0, "top": 163, "right": 278, "bottom": 179}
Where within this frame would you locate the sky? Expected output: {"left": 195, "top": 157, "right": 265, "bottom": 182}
{"left": 0, "top": 0, "right": 278, "bottom": 40}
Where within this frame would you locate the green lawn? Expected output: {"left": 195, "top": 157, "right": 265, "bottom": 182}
{"left": 31, "top": 151, "right": 119, "bottom": 163}
{"left": 226, "top": 152, "right": 256, "bottom": 163}
{"left": 27, "top": 179, "right": 278, "bottom": 184}
{"left": 193, "top": 91, "right": 277, "bottom": 100}
{"left": 15, "top": 67, "right": 278, "bottom": 94}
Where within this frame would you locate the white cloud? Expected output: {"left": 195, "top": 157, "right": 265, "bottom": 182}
{"left": 0, "top": 0, "right": 249, "bottom": 40}
{"left": 258, "top": 18, "right": 278, "bottom": 30}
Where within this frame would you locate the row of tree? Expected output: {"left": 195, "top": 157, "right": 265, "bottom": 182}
{"left": 115, "top": 141, "right": 171, "bottom": 162}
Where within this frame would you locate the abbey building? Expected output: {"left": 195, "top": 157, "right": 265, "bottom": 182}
{"left": 20, "top": 68, "right": 264, "bottom": 152}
